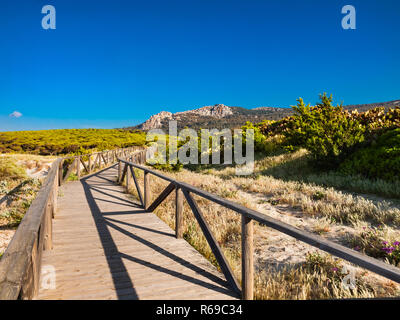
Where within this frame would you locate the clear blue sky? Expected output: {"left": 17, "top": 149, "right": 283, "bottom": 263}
{"left": 0, "top": 0, "right": 399, "bottom": 131}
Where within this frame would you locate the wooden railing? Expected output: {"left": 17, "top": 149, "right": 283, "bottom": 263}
{"left": 2, "top": 144, "right": 400, "bottom": 300}
{"left": 59, "top": 147, "right": 142, "bottom": 184}
{"left": 118, "top": 152, "right": 400, "bottom": 300}
{"left": 0, "top": 146, "right": 143, "bottom": 299}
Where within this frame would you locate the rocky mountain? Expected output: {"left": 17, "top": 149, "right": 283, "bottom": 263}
{"left": 127, "top": 100, "right": 400, "bottom": 131}
{"left": 130, "top": 104, "right": 292, "bottom": 131}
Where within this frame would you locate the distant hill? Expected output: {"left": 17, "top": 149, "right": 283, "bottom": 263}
{"left": 127, "top": 104, "right": 292, "bottom": 131}
{"left": 342, "top": 99, "right": 400, "bottom": 113}
{"left": 126, "top": 100, "right": 400, "bottom": 131}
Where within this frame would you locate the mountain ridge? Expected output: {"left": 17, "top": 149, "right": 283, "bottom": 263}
{"left": 126, "top": 100, "right": 400, "bottom": 131}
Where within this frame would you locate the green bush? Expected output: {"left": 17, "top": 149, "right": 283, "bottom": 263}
{"left": 241, "top": 121, "right": 284, "bottom": 155}
{"left": 284, "top": 93, "right": 365, "bottom": 167}
{"left": 340, "top": 128, "right": 400, "bottom": 181}
{"left": 241, "top": 121, "right": 268, "bottom": 153}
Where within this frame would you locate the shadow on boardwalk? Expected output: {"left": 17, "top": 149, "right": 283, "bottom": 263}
{"left": 78, "top": 165, "right": 236, "bottom": 299}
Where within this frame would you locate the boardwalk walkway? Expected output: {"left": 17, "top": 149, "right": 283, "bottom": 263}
{"left": 36, "top": 165, "right": 237, "bottom": 300}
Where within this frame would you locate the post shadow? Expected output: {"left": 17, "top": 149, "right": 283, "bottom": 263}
{"left": 80, "top": 170, "right": 139, "bottom": 300}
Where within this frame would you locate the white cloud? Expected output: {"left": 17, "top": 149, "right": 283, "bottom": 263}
{"left": 9, "top": 111, "right": 23, "bottom": 118}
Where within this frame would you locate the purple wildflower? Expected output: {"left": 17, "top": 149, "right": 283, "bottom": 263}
{"left": 382, "top": 247, "right": 395, "bottom": 254}
{"left": 331, "top": 267, "right": 338, "bottom": 272}
{"left": 382, "top": 241, "right": 388, "bottom": 245}
{"left": 393, "top": 241, "right": 400, "bottom": 246}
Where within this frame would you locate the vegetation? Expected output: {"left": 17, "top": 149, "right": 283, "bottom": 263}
{"left": 0, "top": 128, "right": 146, "bottom": 155}
{"left": 0, "top": 157, "right": 27, "bottom": 180}
{"left": 0, "top": 156, "right": 48, "bottom": 258}
{"left": 2, "top": 93, "right": 399, "bottom": 297}
{"left": 124, "top": 165, "right": 400, "bottom": 299}
{"left": 350, "top": 226, "right": 400, "bottom": 267}
{"left": 253, "top": 93, "right": 400, "bottom": 178}
{"left": 340, "top": 128, "right": 400, "bottom": 181}
{"left": 283, "top": 94, "right": 365, "bottom": 166}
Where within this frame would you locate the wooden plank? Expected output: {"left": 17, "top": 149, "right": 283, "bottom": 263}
{"left": 37, "top": 165, "right": 236, "bottom": 301}
{"left": 77, "top": 157, "right": 81, "bottom": 180}
{"left": 182, "top": 189, "right": 241, "bottom": 296}
{"left": 62, "top": 159, "right": 76, "bottom": 183}
{"left": 129, "top": 166, "right": 144, "bottom": 207}
{"left": 147, "top": 182, "right": 175, "bottom": 213}
{"left": 0, "top": 159, "right": 61, "bottom": 300}
{"left": 120, "top": 159, "right": 400, "bottom": 286}
{"left": 175, "top": 187, "right": 183, "bottom": 239}
{"left": 80, "top": 157, "right": 89, "bottom": 173}
{"left": 101, "top": 153, "right": 108, "bottom": 165}
{"left": 120, "top": 163, "right": 128, "bottom": 183}
{"left": 241, "top": 215, "right": 253, "bottom": 300}
{"left": 88, "top": 155, "right": 92, "bottom": 173}
{"left": 144, "top": 172, "right": 151, "bottom": 210}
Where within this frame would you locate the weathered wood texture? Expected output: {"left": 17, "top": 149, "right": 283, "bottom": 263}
{"left": 241, "top": 216, "right": 253, "bottom": 300}
{"left": 36, "top": 166, "right": 236, "bottom": 300}
{"left": 120, "top": 158, "right": 400, "bottom": 300}
{"left": 0, "top": 147, "right": 142, "bottom": 300}
{"left": 0, "top": 159, "right": 60, "bottom": 300}
{"left": 175, "top": 187, "right": 183, "bottom": 239}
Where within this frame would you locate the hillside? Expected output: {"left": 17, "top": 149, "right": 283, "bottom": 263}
{"left": 128, "top": 99, "right": 400, "bottom": 131}
{"left": 0, "top": 129, "right": 146, "bottom": 155}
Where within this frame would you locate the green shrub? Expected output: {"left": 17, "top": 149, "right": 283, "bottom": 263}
{"left": 284, "top": 93, "right": 365, "bottom": 167}
{"left": 340, "top": 128, "right": 400, "bottom": 181}
{"left": 241, "top": 121, "right": 284, "bottom": 154}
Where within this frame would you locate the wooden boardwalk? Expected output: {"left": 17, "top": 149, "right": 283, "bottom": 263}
{"left": 36, "top": 166, "right": 237, "bottom": 300}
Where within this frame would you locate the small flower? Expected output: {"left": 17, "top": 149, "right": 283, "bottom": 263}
{"left": 393, "top": 241, "right": 400, "bottom": 246}
{"left": 331, "top": 267, "right": 338, "bottom": 272}
{"left": 382, "top": 241, "right": 388, "bottom": 245}
{"left": 382, "top": 247, "right": 394, "bottom": 254}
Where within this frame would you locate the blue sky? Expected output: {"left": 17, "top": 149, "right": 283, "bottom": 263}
{"left": 0, "top": 0, "right": 399, "bottom": 131}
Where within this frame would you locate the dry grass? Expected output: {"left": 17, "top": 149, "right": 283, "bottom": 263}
{"left": 122, "top": 164, "right": 400, "bottom": 299}
{"left": 199, "top": 149, "right": 400, "bottom": 200}
{"left": 190, "top": 150, "right": 400, "bottom": 227}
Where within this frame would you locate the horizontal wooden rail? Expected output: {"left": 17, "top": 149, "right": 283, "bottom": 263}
{"left": 60, "top": 146, "right": 144, "bottom": 185}
{"left": 119, "top": 157, "right": 400, "bottom": 300}
{"left": 0, "top": 146, "right": 144, "bottom": 300}
{"left": 0, "top": 159, "right": 61, "bottom": 299}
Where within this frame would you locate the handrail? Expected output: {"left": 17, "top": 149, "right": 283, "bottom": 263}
{"left": 0, "top": 158, "right": 60, "bottom": 299}
{"left": 0, "top": 146, "right": 142, "bottom": 299}
{"left": 118, "top": 155, "right": 400, "bottom": 300}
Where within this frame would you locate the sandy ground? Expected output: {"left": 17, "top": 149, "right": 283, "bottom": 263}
{"left": 0, "top": 229, "right": 16, "bottom": 256}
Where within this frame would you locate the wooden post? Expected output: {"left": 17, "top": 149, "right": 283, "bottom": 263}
{"left": 175, "top": 187, "right": 183, "bottom": 239}
{"left": 43, "top": 196, "right": 53, "bottom": 250}
{"left": 144, "top": 171, "right": 151, "bottom": 210}
{"left": 241, "top": 215, "right": 254, "bottom": 300}
{"left": 52, "top": 171, "right": 58, "bottom": 217}
{"left": 58, "top": 161, "right": 63, "bottom": 186}
{"left": 126, "top": 164, "right": 130, "bottom": 191}
{"left": 118, "top": 161, "right": 122, "bottom": 182}
{"left": 77, "top": 157, "right": 81, "bottom": 180}
{"left": 88, "top": 155, "right": 92, "bottom": 173}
